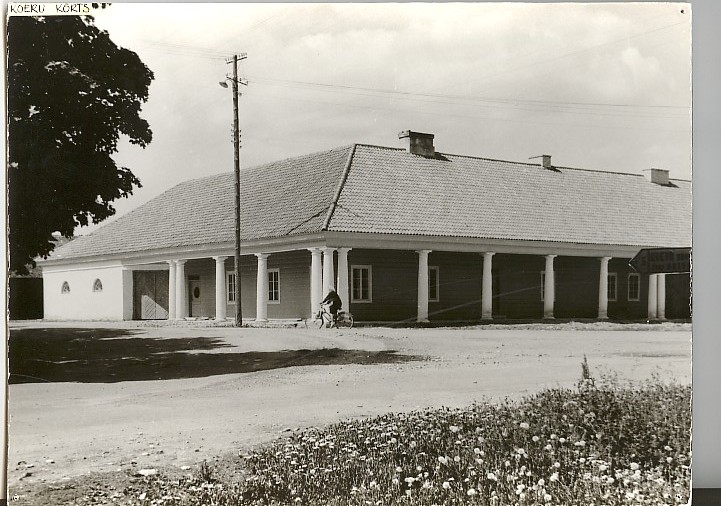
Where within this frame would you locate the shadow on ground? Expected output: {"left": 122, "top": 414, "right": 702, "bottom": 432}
{"left": 9, "top": 328, "right": 423, "bottom": 384}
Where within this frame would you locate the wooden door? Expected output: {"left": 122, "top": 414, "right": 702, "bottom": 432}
{"left": 133, "top": 271, "right": 170, "bottom": 320}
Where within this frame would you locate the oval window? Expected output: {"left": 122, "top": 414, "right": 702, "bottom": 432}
{"left": 61, "top": 281, "right": 70, "bottom": 294}
{"left": 193, "top": 287, "right": 201, "bottom": 298}
{"left": 93, "top": 279, "right": 103, "bottom": 292}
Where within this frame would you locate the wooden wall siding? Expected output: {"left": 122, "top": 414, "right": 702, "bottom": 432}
{"left": 346, "top": 249, "right": 418, "bottom": 322}
{"left": 426, "top": 252, "right": 482, "bottom": 321}
{"left": 554, "top": 256, "right": 599, "bottom": 319}
{"left": 267, "top": 250, "right": 310, "bottom": 319}
{"left": 665, "top": 273, "right": 691, "bottom": 319}
{"left": 492, "top": 254, "right": 546, "bottom": 319}
{"left": 184, "top": 251, "right": 311, "bottom": 320}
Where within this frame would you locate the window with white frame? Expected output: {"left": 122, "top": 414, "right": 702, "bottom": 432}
{"left": 628, "top": 273, "right": 640, "bottom": 301}
{"left": 268, "top": 269, "right": 280, "bottom": 303}
{"left": 429, "top": 266, "right": 439, "bottom": 302}
{"left": 351, "top": 265, "right": 372, "bottom": 303}
{"left": 226, "top": 272, "right": 236, "bottom": 303}
{"left": 608, "top": 272, "right": 618, "bottom": 301}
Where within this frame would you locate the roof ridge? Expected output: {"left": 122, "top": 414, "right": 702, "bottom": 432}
{"left": 322, "top": 144, "right": 357, "bottom": 230}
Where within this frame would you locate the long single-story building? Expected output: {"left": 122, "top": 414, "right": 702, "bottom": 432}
{"left": 40, "top": 131, "right": 691, "bottom": 323}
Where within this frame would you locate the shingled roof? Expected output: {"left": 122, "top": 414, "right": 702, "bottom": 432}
{"left": 47, "top": 143, "right": 691, "bottom": 261}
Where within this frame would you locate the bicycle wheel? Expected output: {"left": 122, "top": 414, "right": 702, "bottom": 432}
{"left": 315, "top": 313, "right": 327, "bottom": 329}
{"left": 345, "top": 314, "right": 354, "bottom": 329}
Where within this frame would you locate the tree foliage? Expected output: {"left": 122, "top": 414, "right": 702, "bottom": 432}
{"left": 7, "top": 14, "right": 154, "bottom": 273}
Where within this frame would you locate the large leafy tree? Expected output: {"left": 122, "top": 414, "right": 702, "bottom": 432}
{"left": 7, "top": 14, "right": 154, "bottom": 273}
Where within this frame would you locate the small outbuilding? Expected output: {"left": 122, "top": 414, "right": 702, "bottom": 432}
{"left": 40, "top": 131, "right": 691, "bottom": 323}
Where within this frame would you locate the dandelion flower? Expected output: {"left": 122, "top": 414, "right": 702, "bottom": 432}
{"left": 550, "top": 434, "right": 557, "bottom": 439}
{"left": 532, "top": 436, "right": 540, "bottom": 442}
{"left": 559, "top": 438, "right": 566, "bottom": 443}
{"left": 664, "top": 445, "right": 673, "bottom": 452}
{"left": 550, "top": 472, "right": 559, "bottom": 482}
{"left": 538, "top": 478, "right": 545, "bottom": 486}
{"left": 438, "top": 456, "right": 448, "bottom": 465}
{"left": 630, "top": 463, "right": 640, "bottom": 471}
{"left": 487, "top": 472, "right": 498, "bottom": 481}
{"left": 544, "top": 494, "right": 552, "bottom": 502}
{"left": 520, "top": 422, "right": 530, "bottom": 429}
{"left": 443, "top": 481, "right": 451, "bottom": 490}
{"left": 599, "top": 465, "right": 608, "bottom": 472}
{"left": 667, "top": 457, "right": 673, "bottom": 463}
{"left": 454, "top": 456, "right": 461, "bottom": 463}
{"left": 545, "top": 444, "right": 553, "bottom": 451}
{"left": 450, "top": 426, "right": 461, "bottom": 433}
{"left": 553, "top": 462, "right": 561, "bottom": 468}
{"left": 396, "top": 466, "right": 403, "bottom": 473}
{"left": 392, "top": 478, "right": 399, "bottom": 486}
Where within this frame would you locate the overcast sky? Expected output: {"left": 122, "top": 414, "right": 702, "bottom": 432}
{"left": 84, "top": 2, "right": 691, "bottom": 234}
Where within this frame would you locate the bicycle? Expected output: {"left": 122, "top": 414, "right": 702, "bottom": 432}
{"left": 314, "top": 304, "right": 354, "bottom": 329}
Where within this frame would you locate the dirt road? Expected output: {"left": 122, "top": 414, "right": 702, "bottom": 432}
{"left": 8, "top": 321, "right": 691, "bottom": 495}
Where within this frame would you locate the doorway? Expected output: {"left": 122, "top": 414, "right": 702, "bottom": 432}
{"left": 189, "top": 279, "right": 202, "bottom": 317}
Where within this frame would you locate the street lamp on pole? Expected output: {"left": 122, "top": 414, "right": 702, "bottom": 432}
{"left": 219, "top": 53, "right": 247, "bottom": 327}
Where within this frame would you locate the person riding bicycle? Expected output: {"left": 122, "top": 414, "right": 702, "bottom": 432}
{"left": 321, "top": 289, "right": 342, "bottom": 327}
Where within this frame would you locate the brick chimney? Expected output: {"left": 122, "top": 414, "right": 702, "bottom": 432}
{"left": 644, "top": 168, "right": 670, "bottom": 186}
{"left": 399, "top": 130, "right": 435, "bottom": 157}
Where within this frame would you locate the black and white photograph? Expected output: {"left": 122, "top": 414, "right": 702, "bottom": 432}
{"left": 5, "top": 2, "right": 696, "bottom": 505}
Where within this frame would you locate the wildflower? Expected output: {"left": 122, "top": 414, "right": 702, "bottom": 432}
{"left": 454, "top": 456, "right": 461, "bottom": 463}
{"left": 606, "top": 477, "right": 615, "bottom": 484}
{"left": 550, "top": 434, "right": 557, "bottom": 439}
{"left": 519, "top": 493, "right": 526, "bottom": 500}
{"left": 599, "top": 465, "right": 608, "bottom": 472}
{"left": 450, "top": 426, "right": 461, "bottom": 433}
{"left": 544, "top": 493, "right": 552, "bottom": 502}
{"left": 396, "top": 466, "right": 403, "bottom": 473}
{"left": 392, "top": 478, "right": 399, "bottom": 486}
{"left": 664, "top": 445, "right": 673, "bottom": 452}
{"left": 545, "top": 444, "right": 553, "bottom": 451}
{"left": 630, "top": 463, "right": 640, "bottom": 471}
{"left": 438, "top": 456, "right": 448, "bottom": 465}
{"left": 505, "top": 460, "right": 511, "bottom": 467}
{"left": 404, "top": 477, "right": 415, "bottom": 485}
{"left": 550, "top": 472, "right": 559, "bottom": 482}
{"left": 487, "top": 472, "right": 498, "bottom": 481}
{"left": 474, "top": 447, "right": 482, "bottom": 455}
{"left": 443, "top": 481, "right": 451, "bottom": 490}
{"left": 467, "top": 488, "right": 477, "bottom": 496}
{"left": 559, "top": 438, "right": 566, "bottom": 443}
{"left": 667, "top": 457, "right": 673, "bottom": 463}
{"left": 532, "top": 436, "right": 540, "bottom": 442}
{"left": 574, "top": 440, "right": 586, "bottom": 447}
{"left": 520, "top": 422, "right": 530, "bottom": 429}
{"left": 538, "top": 478, "right": 545, "bottom": 487}
{"left": 369, "top": 480, "right": 378, "bottom": 489}
{"left": 553, "top": 462, "right": 561, "bottom": 468}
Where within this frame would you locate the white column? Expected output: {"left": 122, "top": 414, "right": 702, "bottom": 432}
{"left": 598, "top": 256, "right": 611, "bottom": 319}
{"left": 417, "top": 250, "right": 431, "bottom": 322}
{"left": 175, "top": 260, "right": 187, "bottom": 319}
{"left": 336, "top": 248, "right": 351, "bottom": 309}
{"left": 322, "top": 247, "right": 336, "bottom": 297}
{"left": 482, "top": 252, "right": 494, "bottom": 320}
{"left": 647, "top": 273, "right": 658, "bottom": 320}
{"left": 168, "top": 260, "right": 177, "bottom": 320}
{"left": 214, "top": 256, "right": 228, "bottom": 321}
{"left": 309, "top": 248, "right": 323, "bottom": 317}
{"left": 255, "top": 253, "right": 269, "bottom": 322}
{"left": 657, "top": 274, "right": 666, "bottom": 321}
{"left": 544, "top": 254, "right": 557, "bottom": 319}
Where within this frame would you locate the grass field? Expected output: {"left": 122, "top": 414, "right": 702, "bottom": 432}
{"left": 118, "top": 365, "right": 691, "bottom": 506}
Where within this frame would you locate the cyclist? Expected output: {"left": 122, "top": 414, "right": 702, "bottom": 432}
{"left": 321, "top": 288, "right": 342, "bottom": 327}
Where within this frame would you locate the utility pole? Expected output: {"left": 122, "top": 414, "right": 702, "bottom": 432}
{"left": 220, "top": 54, "right": 247, "bottom": 327}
